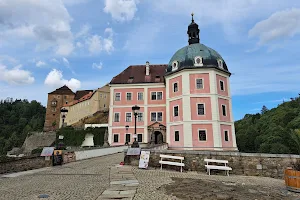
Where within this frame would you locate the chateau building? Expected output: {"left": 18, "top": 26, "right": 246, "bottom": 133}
{"left": 108, "top": 16, "right": 238, "bottom": 150}
{"left": 44, "top": 84, "right": 109, "bottom": 131}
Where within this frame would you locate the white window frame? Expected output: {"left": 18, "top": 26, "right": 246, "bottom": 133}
{"left": 151, "top": 91, "right": 163, "bottom": 100}
{"left": 125, "top": 133, "right": 131, "bottom": 143}
{"left": 113, "top": 133, "right": 120, "bottom": 143}
{"left": 172, "top": 61, "right": 178, "bottom": 71}
{"left": 224, "top": 130, "right": 229, "bottom": 142}
{"left": 220, "top": 80, "right": 225, "bottom": 91}
{"left": 173, "top": 82, "right": 179, "bottom": 92}
{"left": 198, "top": 129, "right": 207, "bottom": 141}
{"left": 197, "top": 103, "right": 205, "bottom": 115}
{"left": 221, "top": 104, "right": 227, "bottom": 116}
{"left": 137, "top": 133, "right": 143, "bottom": 142}
{"left": 126, "top": 92, "right": 132, "bottom": 101}
{"left": 137, "top": 112, "right": 143, "bottom": 122}
{"left": 218, "top": 60, "right": 223, "bottom": 69}
{"left": 137, "top": 92, "right": 144, "bottom": 101}
{"left": 114, "top": 112, "right": 120, "bottom": 122}
{"left": 194, "top": 56, "right": 203, "bottom": 66}
{"left": 125, "top": 112, "right": 132, "bottom": 122}
{"left": 196, "top": 78, "right": 204, "bottom": 89}
{"left": 157, "top": 112, "right": 163, "bottom": 121}
{"left": 115, "top": 92, "right": 121, "bottom": 101}
{"left": 173, "top": 105, "right": 179, "bottom": 117}
{"left": 150, "top": 112, "right": 157, "bottom": 121}
{"left": 174, "top": 130, "right": 180, "bottom": 142}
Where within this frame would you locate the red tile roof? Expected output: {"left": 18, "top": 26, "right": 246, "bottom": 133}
{"left": 110, "top": 64, "right": 167, "bottom": 84}
{"left": 74, "top": 90, "right": 93, "bottom": 100}
{"left": 48, "top": 85, "right": 75, "bottom": 95}
{"left": 63, "top": 91, "right": 94, "bottom": 107}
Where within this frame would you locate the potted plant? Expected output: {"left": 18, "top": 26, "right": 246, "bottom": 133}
{"left": 285, "top": 159, "right": 300, "bottom": 192}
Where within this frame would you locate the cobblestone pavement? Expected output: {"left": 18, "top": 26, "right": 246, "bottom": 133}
{"left": 0, "top": 153, "right": 124, "bottom": 200}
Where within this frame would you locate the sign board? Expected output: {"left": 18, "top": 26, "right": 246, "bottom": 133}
{"left": 58, "top": 135, "right": 64, "bottom": 139}
{"left": 40, "top": 147, "right": 54, "bottom": 156}
{"left": 139, "top": 151, "right": 150, "bottom": 169}
{"left": 54, "top": 150, "right": 63, "bottom": 155}
{"left": 126, "top": 148, "right": 141, "bottom": 155}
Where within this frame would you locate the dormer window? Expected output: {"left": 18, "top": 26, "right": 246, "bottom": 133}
{"left": 218, "top": 60, "right": 223, "bottom": 69}
{"left": 172, "top": 61, "right": 178, "bottom": 71}
{"left": 194, "top": 56, "right": 203, "bottom": 66}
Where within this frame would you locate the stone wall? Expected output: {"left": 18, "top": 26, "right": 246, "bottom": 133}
{"left": 0, "top": 155, "right": 47, "bottom": 174}
{"left": 124, "top": 150, "right": 300, "bottom": 179}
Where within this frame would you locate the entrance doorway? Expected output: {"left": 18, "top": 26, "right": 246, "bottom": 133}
{"left": 154, "top": 131, "right": 163, "bottom": 144}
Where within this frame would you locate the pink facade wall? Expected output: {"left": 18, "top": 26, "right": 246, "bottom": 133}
{"left": 216, "top": 74, "right": 228, "bottom": 96}
{"left": 148, "top": 106, "right": 166, "bottom": 125}
{"left": 112, "top": 107, "right": 145, "bottom": 127}
{"left": 113, "top": 88, "right": 145, "bottom": 106}
{"left": 190, "top": 97, "right": 212, "bottom": 120}
{"left": 169, "top": 75, "right": 182, "bottom": 98}
{"left": 189, "top": 73, "right": 210, "bottom": 94}
{"left": 220, "top": 124, "right": 233, "bottom": 148}
{"left": 218, "top": 98, "right": 231, "bottom": 122}
{"left": 169, "top": 124, "right": 184, "bottom": 148}
{"left": 148, "top": 87, "right": 166, "bottom": 105}
{"left": 111, "top": 128, "right": 144, "bottom": 146}
{"left": 169, "top": 99, "right": 183, "bottom": 122}
{"left": 192, "top": 124, "right": 214, "bottom": 149}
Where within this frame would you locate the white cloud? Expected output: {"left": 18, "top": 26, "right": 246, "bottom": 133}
{"left": 0, "top": 0, "right": 74, "bottom": 56}
{"left": 104, "top": 0, "right": 139, "bottom": 22}
{"left": 63, "top": 0, "right": 89, "bottom": 6}
{"left": 50, "top": 58, "right": 59, "bottom": 63}
{"left": 36, "top": 61, "right": 46, "bottom": 67}
{"left": 249, "top": 8, "right": 300, "bottom": 46}
{"left": 44, "top": 69, "right": 81, "bottom": 91}
{"left": 92, "top": 62, "right": 103, "bottom": 70}
{"left": 75, "top": 24, "right": 90, "bottom": 38}
{"left": 0, "top": 64, "right": 34, "bottom": 85}
{"left": 62, "top": 57, "right": 70, "bottom": 67}
{"left": 76, "top": 42, "right": 83, "bottom": 48}
{"left": 86, "top": 35, "right": 102, "bottom": 54}
{"left": 85, "top": 29, "right": 114, "bottom": 54}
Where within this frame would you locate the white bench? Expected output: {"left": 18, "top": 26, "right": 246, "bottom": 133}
{"left": 159, "top": 154, "right": 185, "bottom": 172}
{"left": 204, "top": 159, "right": 232, "bottom": 176}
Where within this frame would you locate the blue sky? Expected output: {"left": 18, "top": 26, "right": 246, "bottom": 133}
{"left": 1, "top": 0, "right": 300, "bottom": 120}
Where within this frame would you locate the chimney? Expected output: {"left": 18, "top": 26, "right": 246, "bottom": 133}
{"left": 146, "top": 61, "right": 150, "bottom": 76}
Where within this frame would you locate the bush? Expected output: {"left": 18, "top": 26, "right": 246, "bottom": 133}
{"left": 31, "top": 148, "right": 43, "bottom": 155}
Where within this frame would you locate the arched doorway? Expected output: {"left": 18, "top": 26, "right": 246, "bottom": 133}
{"left": 154, "top": 131, "right": 163, "bottom": 144}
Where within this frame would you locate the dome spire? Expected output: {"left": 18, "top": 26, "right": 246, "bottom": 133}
{"left": 187, "top": 12, "right": 200, "bottom": 45}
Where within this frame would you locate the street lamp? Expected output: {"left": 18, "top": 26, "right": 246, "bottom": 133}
{"left": 131, "top": 105, "right": 140, "bottom": 148}
{"left": 125, "top": 125, "right": 129, "bottom": 145}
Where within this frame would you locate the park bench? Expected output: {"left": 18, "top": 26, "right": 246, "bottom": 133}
{"left": 159, "top": 154, "right": 185, "bottom": 172}
{"left": 204, "top": 158, "right": 232, "bottom": 176}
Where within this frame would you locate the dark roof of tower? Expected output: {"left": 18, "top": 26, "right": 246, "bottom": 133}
{"left": 110, "top": 64, "right": 167, "bottom": 84}
{"left": 48, "top": 85, "right": 75, "bottom": 95}
{"left": 74, "top": 90, "right": 94, "bottom": 100}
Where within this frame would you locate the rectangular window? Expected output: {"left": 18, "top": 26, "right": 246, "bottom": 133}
{"left": 100, "top": 94, "right": 103, "bottom": 98}
{"left": 196, "top": 79, "right": 203, "bottom": 89}
{"left": 113, "top": 134, "right": 119, "bottom": 143}
{"left": 115, "top": 93, "right": 120, "bottom": 101}
{"left": 157, "top": 92, "right": 163, "bottom": 100}
{"left": 125, "top": 134, "right": 131, "bottom": 142}
{"left": 220, "top": 81, "right": 224, "bottom": 91}
{"left": 151, "top": 112, "right": 157, "bottom": 121}
{"left": 52, "top": 108, "right": 56, "bottom": 112}
{"left": 104, "top": 94, "right": 106, "bottom": 98}
{"left": 151, "top": 92, "right": 156, "bottom": 100}
{"left": 199, "top": 130, "right": 207, "bottom": 141}
{"left": 138, "top": 92, "right": 143, "bottom": 100}
{"left": 114, "top": 113, "right": 120, "bottom": 122}
{"left": 175, "top": 131, "right": 180, "bottom": 141}
{"left": 138, "top": 113, "right": 143, "bottom": 122}
{"left": 126, "top": 93, "right": 132, "bottom": 101}
{"left": 197, "top": 104, "right": 205, "bottom": 115}
{"left": 222, "top": 105, "right": 226, "bottom": 116}
{"left": 137, "top": 134, "right": 143, "bottom": 142}
{"left": 64, "top": 95, "right": 67, "bottom": 99}
{"left": 104, "top": 104, "right": 106, "bottom": 108}
{"left": 173, "top": 83, "right": 178, "bottom": 92}
{"left": 157, "top": 112, "right": 162, "bottom": 121}
{"left": 174, "top": 106, "right": 179, "bottom": 117}
{"left": 126, "top": 113, "right": 132, "bottom": 122}
{"left": 224, "top": 130, "right": 229, "bottom": 141}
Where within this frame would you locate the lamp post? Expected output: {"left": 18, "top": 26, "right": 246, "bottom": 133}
{"left": 125, "top": 125, "right": 129, "bottom": 145}
{"left": 131, "top": 105, "right": 140, "bottom": 148}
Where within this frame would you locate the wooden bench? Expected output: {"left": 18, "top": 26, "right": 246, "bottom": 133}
{"left": 204, "top": 159, "right": 232, "bottom": 176}
{"left": 159, "top": 154, "right": 185, "bottom": 172}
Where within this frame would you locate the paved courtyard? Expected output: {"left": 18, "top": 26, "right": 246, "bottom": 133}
{"left": 1, "top": 153, "right": 300, "bottom": 200}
